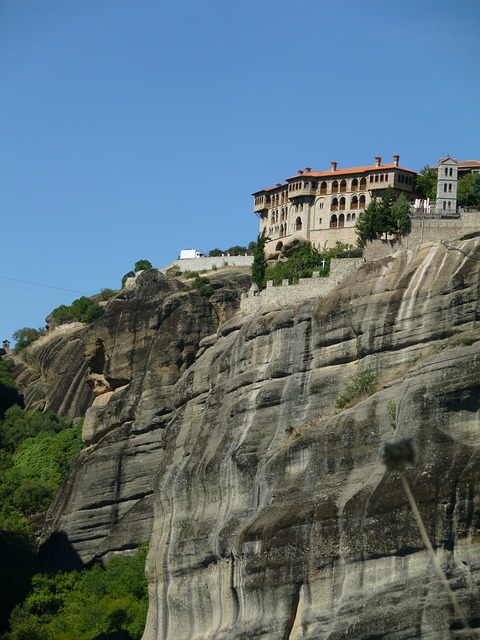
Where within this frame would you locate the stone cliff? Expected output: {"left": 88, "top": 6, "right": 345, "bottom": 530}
{"left": 14, "top": 241, "right": 480, "bottom": 638}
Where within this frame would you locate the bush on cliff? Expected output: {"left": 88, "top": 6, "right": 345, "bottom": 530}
{"left": 50, "top": 296, "right": 103, "bottom": 326}
{"left": 265, "top": 241, "right": 354, "bottom": 285}
{"left": 12, "top": 328, "right": 45, "bottom": 352}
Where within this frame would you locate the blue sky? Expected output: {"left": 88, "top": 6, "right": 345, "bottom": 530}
{"left": 1, "top": 0, "right": 479, "bottom": 343}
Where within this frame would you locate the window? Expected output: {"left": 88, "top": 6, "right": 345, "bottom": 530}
{"left": 332, "top": 180, "right": 339, "bottom": 193}
{"left": 320, "top": 181, "right": 327, "bottom": 194}
{"left": 359, "top": 195, "right": 366, "bottom": 209}
{"left": 340, "top": 179, "right": 347, "bottom": 192}
{"left": 295, "top": 217, "right": 302, "bottom": 231}
{"left": 319, "top": 217, "right": 322, "bottom": 225}
{"left": 449, "top": 168, "right": 453, "bottom": 176}
{"left": 444, "top": 184, "right": 448, "bottom": 192}
{"left": 331, "top": 197, "right": 339, "bottom": 211}
{"left": 360, "top": 178, "right": 367, "bottom": 190}
{"left": 352, "top": 213, "right": 356, "bottom": 222}
{"left": 352, "top": 178, "right": 358, "bottom": 192}
{"left": 339, "top": 197, "right": 346, "bottom": 210}
{"left": 448, "top": 183, "right": 452, "bottom": 192}
{"left": 380, "top": 175, "right": 384, "bottom": 182}
{"left": 375, "top": 175, "right": 379, "bottom": 182}
{"left": 445, "top": 168, "right": 449, "bottom": 176}
{"left": 338, "top": 214, "right": 345, "bottom": 228}
{"left": 347, "top": 213, "right": 351, "bottom": 221}
{"left": 351, "top": 196, "right": 358, "bottom": 209}
{"left": 330, "top": 214, "right": 338, "bottom": 228}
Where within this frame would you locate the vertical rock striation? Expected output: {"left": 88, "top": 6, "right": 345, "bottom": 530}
{"left": 142, "top": 240, "right": 480, "bottom": 639}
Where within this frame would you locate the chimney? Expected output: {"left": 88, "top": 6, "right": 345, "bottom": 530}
{"left": 305, "top": 167, "right": 311, "bottom": 173}
{"left": 297, "top": 169, "right": 304, "bottom": 175}
{"left": 393, "top": 154, "right": 400, "bottom": 167}
{"left": 330, "top": 161, "right": 337, "bottom": 171}
{"left": 375, "top": 156, "right": 382, "bottom": 167}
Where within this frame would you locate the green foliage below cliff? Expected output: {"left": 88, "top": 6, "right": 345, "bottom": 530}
{"left": 0, "top": 361, "right": 22, "bottom": 419}
{"left": 0, "top": 404, "right": 84, "bottom": 632}
{"left": 3, "top": 546, "right": 148, "bottom": 640}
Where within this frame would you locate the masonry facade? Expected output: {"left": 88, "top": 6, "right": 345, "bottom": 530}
{"left": 253, "top": 155, "right": 418, "bottom": 252}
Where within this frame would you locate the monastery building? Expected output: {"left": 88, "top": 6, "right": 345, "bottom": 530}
{"left": 252, "top": 155, "right": 418, "bottom": 252}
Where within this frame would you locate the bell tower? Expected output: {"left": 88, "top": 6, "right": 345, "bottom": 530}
{"left": 436, "top": 157, "right": 458, "bottom": 214}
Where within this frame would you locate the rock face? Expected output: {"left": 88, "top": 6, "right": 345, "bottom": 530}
{"left": 15, "top": 268, "right": 251, "bottom": 569}
{"left": 140, "top": 240, "right": 480, "bottom": 639}
{"left": 15, "top": 242, "right": 480, "bottom": 638}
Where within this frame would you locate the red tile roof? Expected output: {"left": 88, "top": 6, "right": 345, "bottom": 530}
{"left": 252, "top": 162, "right": 418, "bottom": 194}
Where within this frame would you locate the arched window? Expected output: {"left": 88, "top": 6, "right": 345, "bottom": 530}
{"left": 339, "top": 214, "right": 345, "bottom": 228}
{"left": 346, "top": 213, "right": 351, "bottom": 222}
{"left": 320, "top": 181, "right": 327, "bottom": 194}
{"left": 444, "top": 184, "right": 448, "bottom": 192}
{"left": 330, "top": 214, "right": 338, "bottom": 228}
{"left": 443, "top": 201, "right": 447, "bottom": 210}
{"left": 351, "top": 178, "right": 358, "bottom": 192}
{"left": 352, "top": 213, "right": 356, "bottom": 222}
{"left": 351, "top": 195, "right": 358, "bottom": 209}
{"left": 445, "top": 168, "right": 449, "bottom": 176}
{"left": 359, "top": 177, "right": 367, "bottom": 190}
{"left": 331, "top": 197, "right": 339, "bottom": 211}
{"left": 447, "top": 201, "right": 451, "bottom": 209}
{"left": 331, "top": 180, "right": 339, "bottom": 193}
{"left": 340, "top": 179, "right": 347, "bottom": 193}
{"left": 359, "top": 195, "right": 366, "bottom": 208}
{"left": 339, "top": 197, "right": 346, "bottom": 210}
{"left": 448, "top": 183, "right": 452, "bottom": 192}
{"left": 295, "top": 217, "right": 302, "bottom": 231}
{"left": 449, "top": 167, "right": 453, "bottom": 176}
{"left": 276, "top": 241, "right": 283, "bottom": 251}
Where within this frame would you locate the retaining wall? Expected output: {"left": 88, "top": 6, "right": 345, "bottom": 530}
{"left": 160, "top": 255, "right": 253, "bottom": 273}
{"left": 240, "top": 258, "right": 364, "bottom": 314}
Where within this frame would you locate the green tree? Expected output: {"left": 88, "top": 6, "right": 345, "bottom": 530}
{"left": 5, "top": 547, "right": 148, "bottom": 639}
{"left": 391, "top": 193, "right": 411, "bottom": 236}
{"left": 251, "top": 229, "right": 270, "bottom": 287}
{"left": 457, "top": 172, "right": 480, "bottom": 207}
{"left": 416, "top": 165, "right": 437, "bottom": 200}
{"left": 51, "top": 297, "right": 103, "bottom": 326}
{"left": 356, "top": 200, "right": 379, "bottom": 247}
{"left": 134, "top": 260, "right": 152, "bottom": 272}
{"left": 356, "top": 189, "right": 411, "bottom": 246}
{"left": 12, "top": 328, "right": 44, "bottom": 352}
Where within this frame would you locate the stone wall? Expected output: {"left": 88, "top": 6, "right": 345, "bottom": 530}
{"left": 240, "top": 257, "right": 364, "bottom": 313}
{"left": 160, "top": 255, "right": 253, "bottom": 273}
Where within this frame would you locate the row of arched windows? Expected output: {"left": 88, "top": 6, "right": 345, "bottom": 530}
{"left": 331, "top": 195, "right": 366, "bottom": 210}
{"left": 320, "top": 178, "right": 368, "bottom": 194}
{"left": 330, "top": 213, "right": 356, "bottom": 228}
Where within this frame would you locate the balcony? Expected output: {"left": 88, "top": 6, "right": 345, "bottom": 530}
{"left": 254, "top": 198, "right": 270, "bottom": 212}
{"left": 288, "top": 184, "right": 317, "bottom": 199}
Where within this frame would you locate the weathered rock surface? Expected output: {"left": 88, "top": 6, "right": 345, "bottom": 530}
{"left": 15, "top": 241, "right": 480, "bottom": 638}
{"left": 140, "top": 240, "right": 480, "bottom": 639}
{"left": 14, "top": 268, "right": 251, "bottom": 568}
